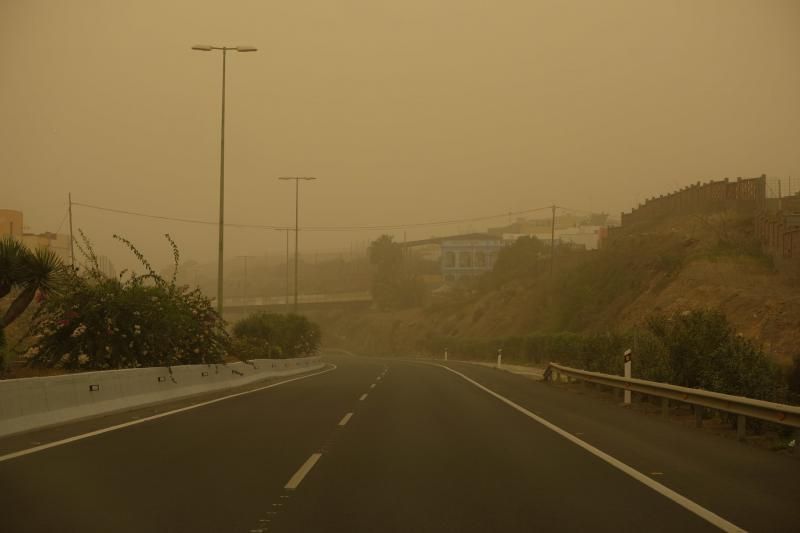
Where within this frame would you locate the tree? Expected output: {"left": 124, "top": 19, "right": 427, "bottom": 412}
{"left": 484, "top": 236, "right": 545, "bottom": 288}
{"left": 368, "top": 234, "right": 424, "bottom": 309}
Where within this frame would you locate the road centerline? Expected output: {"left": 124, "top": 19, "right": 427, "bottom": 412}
{"left": 338, "top": 413, "right": 354, "bottom": 426}
{"left": 285, "top": 453, "right": 323, "bottom": 490}
{"left": 359, "top": 393, "right": 368, "bottom": 401}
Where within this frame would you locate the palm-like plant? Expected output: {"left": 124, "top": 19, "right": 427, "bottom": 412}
{"left": 0, "top": 237, "right": 27, "bottom": 299}
{"left": 0, "top": 237, "right": 67, "bottom": 328}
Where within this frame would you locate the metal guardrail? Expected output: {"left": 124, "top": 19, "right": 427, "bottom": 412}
{"left": 545, "top": 362, "right": 800, "bottom": 439}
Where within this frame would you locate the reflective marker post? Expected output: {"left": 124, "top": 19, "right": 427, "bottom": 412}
{"left": 444, "top": 348, "right": 448, "bottom": 362}
{"left": 623, "top": 348, "right": 632, "bottom": 405}
{"left": 497, "top": 348, "right": 503, "bottom": 369}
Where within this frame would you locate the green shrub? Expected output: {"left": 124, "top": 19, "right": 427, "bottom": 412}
{"left": 24, "top": 233, "right": 229, "bottom": 370}
{"left": 232, "top": 312, "right": 321, "bottom": 359}
{"left": 0, "top": 325, "right": 6, "bottom": 370}
{"left": 419, "top": 309, "right": 786, "bottom": 403}
{"left": 788, "top": 355, "right": 800, "bottom": 405}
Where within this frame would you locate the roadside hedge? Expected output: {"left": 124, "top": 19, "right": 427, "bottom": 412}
{"left": 232, "top": 312, "right": 321, "bottom": 359}
{"left": 418, "top": 309, "right": 786, "bottom": 403}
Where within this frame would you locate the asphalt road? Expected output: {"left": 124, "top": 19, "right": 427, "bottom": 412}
{"left": 1, "top": 354, "right": 798, "bottom": 532}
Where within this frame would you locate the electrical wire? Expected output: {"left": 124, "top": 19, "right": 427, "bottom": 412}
{"left": 53, "top": 208, "right": 69, "bottom": 234}
{"left": 71, "top": 201, "right": 557, "bottom": 232}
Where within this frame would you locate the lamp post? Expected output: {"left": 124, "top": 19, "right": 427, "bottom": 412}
{"left": 192, "top": 44, "right": 257, "bottom": 317}
{"left": 274, "top": 228, "right": 291, "bottom": 307}
{"left": 278, "top": 177, "right": 316, "bottom": 312}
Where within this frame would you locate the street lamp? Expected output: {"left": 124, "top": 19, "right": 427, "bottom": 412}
{"left": 274, "top": 228, "right": 291, "bottom": 307}
{"left": 278, "top": 177, "right": 316, "bottom": 313}
{"left": 192, "top": 44, "right": 257, "bottom": 317}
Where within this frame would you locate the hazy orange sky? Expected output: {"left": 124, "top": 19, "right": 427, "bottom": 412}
{"left": 3, "top": 0, "right": 799, "bottom": 270}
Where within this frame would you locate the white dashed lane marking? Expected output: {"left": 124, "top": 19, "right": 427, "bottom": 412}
{"left": 285, "top": 453, "right": 323, "bottom": 490}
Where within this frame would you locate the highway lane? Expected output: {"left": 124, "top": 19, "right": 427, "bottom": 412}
{"left": 271, "top": 360, "right": 719, "bottom": 532}
{"left": 0, "top": 357, "right": 383, "bottom": 533}
{"left": 1, "top": 354, "right": 797, "bottom": 532}
{"left": 439, "top": 360, "right": 800, "bottom": 532}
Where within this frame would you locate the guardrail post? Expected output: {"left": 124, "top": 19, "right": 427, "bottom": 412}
{"left": 623, "top": 349, "right": 632, "bottom": 405}
{"left": 736, "top": 414, "right": 746, "bottom": 441}
{"left": 695, "top": 406, "right": 703, "bottom": 428}
{"left": 661, "top": 397, "right": 669, "bottom": 417}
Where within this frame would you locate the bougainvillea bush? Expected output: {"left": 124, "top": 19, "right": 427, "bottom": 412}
{"left": 24, "top": 233, "right": 229, "bottom": 370}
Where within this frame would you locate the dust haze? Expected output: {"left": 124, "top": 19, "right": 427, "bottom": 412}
{"left": 2, "top": 0, "right": 799, "bottom": 271}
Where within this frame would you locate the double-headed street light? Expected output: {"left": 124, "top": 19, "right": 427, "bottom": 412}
{"left": 192, "top": 44, "right": 257, "bottom": 317}
{"left": 278, "top": 177, "right": 316, "bottom": 312}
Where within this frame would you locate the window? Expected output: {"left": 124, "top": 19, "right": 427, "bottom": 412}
{"left": 444, "top": 251, "right": 456, "bottom": 268}
{"left": 459, "top": 251, "right": 472, "bottom": 267}
{"left": 475, "top": 251, "right": 486, "bottom": 267}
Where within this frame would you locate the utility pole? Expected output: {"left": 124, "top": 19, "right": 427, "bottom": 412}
{"left": 550, "top": 204, "right": 557, "bottom": 279}
{"left": 68, "top": 193, "right": 75, "bottom": 268}
{"left": 278, "top": 177, "right": 316, "bottom": 313}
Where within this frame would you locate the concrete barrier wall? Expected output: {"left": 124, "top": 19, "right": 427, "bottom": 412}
{"left": 0, "top": 356, "right": 324, "bottom": 438}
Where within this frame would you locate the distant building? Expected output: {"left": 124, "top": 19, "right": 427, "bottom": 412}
{"left": 403, "top": 232, "right": 505, "bottom": 283}
{"left": 0, "top": 209, "right": 23, "bottom": 238}
{"left": 21, "top": 232, "right": 72, "bottom": 262}
{"left": 489, "top": 212, "right": 610, "bottom": 251}
{"left": 1, "top": 208, "right": 73, "bottom": 264}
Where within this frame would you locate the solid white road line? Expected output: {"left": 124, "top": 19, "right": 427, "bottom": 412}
{"left": 338, "top": 412, "right": 354, "bottom": 426}
{"left": 0, "top": 364, "right": 338, "bottom": 464}
{"left": 434, "top": 364, "right": 745, "bottom": 533}
{"left": 359, "top": 393, "right": 368, "bottom": 401}
{"left": 285, "top": 453, "right": 322, "bottom": 490}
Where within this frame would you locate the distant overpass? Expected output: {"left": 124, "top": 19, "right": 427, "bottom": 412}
{"left": 222, "top": 291, "right": 372, "bottom": 316}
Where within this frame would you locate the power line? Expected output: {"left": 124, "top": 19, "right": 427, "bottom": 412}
{"left": 72, "top": 201, "right": 556, "bottom": 232}
{"left": 555, "top": 205, "right": 598, "bottom": 215}
{"left": 54, "top": 208, "right": 69, "bottom": 234}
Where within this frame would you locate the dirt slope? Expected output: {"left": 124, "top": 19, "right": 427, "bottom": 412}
{"left": 312, "top": 211, "right": 800, "bottom": 366}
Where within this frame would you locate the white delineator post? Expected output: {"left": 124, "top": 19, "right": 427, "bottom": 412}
{"left": 497, "top": 348, "right": 503, "bottom": 369}
{"left": 623, "top": 348, "right": 632, "bottom": 405}
{"left": 444, "top": 348, "right": 448, "bottom": 362}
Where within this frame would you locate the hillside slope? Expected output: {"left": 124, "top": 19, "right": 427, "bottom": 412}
{"left": 312, "top": 211, "right": 799, "bottom": 366}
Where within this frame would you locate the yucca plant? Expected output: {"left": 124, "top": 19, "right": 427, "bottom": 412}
{"left": 0, "top": 237, "right": 67, "bottom": 328}
{"left": 0, "top": 237, "right": 27, "bottom": 299}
